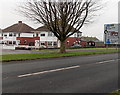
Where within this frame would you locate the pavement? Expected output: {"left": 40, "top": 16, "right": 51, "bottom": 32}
{"left": 0, "top": 48, "right": 117, "bottom": 55}
{"left": 2, "top": 53, "right": 119, "bottom": 93}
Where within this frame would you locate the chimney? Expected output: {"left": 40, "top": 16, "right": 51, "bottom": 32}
{"left": 18, "top": 21, "right": 22, "bottom": 24}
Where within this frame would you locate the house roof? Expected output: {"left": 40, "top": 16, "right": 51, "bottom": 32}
{"left": 36, "top": 25, "right": 82, "bottom": 33}
{"left": 2, "top": 21, "right": 35, "bottom": 33}
{"left": 81, "top": 36, "right": 99, "bottom": 41}
{"left": 36, "top": 26, "right": 49, "bottom": 31}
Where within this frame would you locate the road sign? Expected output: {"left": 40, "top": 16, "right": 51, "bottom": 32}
{"left": 104, "top": 24, "right": 119, "bottom": 44}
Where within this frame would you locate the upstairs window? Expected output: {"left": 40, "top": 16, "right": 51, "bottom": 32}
{"left": 4, "top": 34, "right": 7, "bottom": 37}
{"left": 18, "top": 33, "right": 20, "bottom": 37}
{"left": 48, "top": 32, "right": 53, "bottom": 37}
{"left": 74, "top": 34, "right": 77, "bottom": 37}
{"left": 9, "top": 33, "right": 12, "bottom": 37}
{"left": 14, "top": 33, "right": 16, "bottom": 37}
{"left": 36, "top": 33, "right": 39, "bottom": 37}
{"left": 77, "top": 33, "right": 81, "bottom": 37}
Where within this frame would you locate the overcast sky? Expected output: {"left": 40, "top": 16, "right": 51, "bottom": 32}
{"left": 0, "top": 0, "right": 119, "bottom": 41}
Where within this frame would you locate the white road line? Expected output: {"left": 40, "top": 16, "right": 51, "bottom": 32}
{"left": 116, "top": 59, "right": 120, "bottom": 60}
{"left": 17, "top": 59, "right": 120, "bottom": 78}
{"left": 96, "top": 59, "right": 119, "bottom": 64}
{"left": 18, "top": 65, "right": 80, "bottom": 78}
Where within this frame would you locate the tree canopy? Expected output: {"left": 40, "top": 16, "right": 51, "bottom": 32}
{"left": 19, "top": 0, "right": 102, "bottom": 53}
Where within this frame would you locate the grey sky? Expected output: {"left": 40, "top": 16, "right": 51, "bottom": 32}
{"left": 0, "top": 0, "right": 119, "bottom": 41}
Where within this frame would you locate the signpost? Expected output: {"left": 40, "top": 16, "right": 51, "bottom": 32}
{"left": 104, "top": 24, "right": 119, "bottom": 49}
{"left": 104, "top": 24, "right": 119, "bottom": 44}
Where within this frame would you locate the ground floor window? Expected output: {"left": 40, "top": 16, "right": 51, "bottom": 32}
{"left": 28, "top": 42, "right": 34, "bottom": 46}
{"left": 24, "top": 40, "right": 27, "bottom": 44}
{"left": 13, "top": 41, "right": 16, "bottom": 45}
{"left": 9, "top": 41, "right": 12, "bottom": 44}
{"left": 41, "top": 42, "right": 45, "bottom": 45}
{"left": 48, "top": 41, "right": 52, "bottom": 46}
{"left": 53, "top": 42, "right": 57, "bottom": 46}
{"left": 1, "top": 41, "right": 17, "bottom": 45}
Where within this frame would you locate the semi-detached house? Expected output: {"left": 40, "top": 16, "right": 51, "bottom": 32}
{"left": 34, "top": 25, "right": 82, "bottom": 48}
{"left": 0, "top": 21, "right": 82, "bottom": 49}
{"left": 0, "top": 21, "right": 39, "bottom": 49}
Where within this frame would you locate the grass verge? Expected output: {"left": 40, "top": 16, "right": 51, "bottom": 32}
{"left": 32, "top": 47, "right": 117, "bottom": 51}
{"left": 108, "top": 90, "right": 120, "bottom": 95}
{"left": 1, "top": 50, "right": 119, "bottom": 62}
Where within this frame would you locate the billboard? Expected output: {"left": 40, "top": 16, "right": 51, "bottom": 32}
{"left": 104, "top": 24, "right": 119, "bottom": 44}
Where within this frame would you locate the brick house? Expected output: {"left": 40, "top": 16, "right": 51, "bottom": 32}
{"left": 80, "top": 36, "right": 100, "bottom": 47}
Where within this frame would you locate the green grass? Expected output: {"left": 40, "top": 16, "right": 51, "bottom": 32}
{"left": 108, "top": 90, "right": 120, "bottom": 95}
{"left": 32, "top": 47, "right": 117, "bottom": 51}
{"left": 1, "top": 49, "right": 119, "bottom": 62}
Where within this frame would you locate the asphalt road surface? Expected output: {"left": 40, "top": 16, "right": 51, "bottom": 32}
{"left": 2, "top": 53, "right": 119, "bottom": 93}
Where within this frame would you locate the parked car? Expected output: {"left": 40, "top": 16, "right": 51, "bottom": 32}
{"left": 70, "top": 44, "right": 82, "bottom": 48}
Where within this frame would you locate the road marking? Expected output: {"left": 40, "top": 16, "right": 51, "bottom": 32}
{"left": 95, "top": 59, "right": 119, "bottom": 64}
{"left": 18, "top": 65, "right": 80, "bottom": 78}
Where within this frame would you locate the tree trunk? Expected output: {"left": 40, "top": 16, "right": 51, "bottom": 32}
{"left": 60, "top": 40, "right": 66, "bottom": 53}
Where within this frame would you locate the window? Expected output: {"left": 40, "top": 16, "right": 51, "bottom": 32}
{"left": 17, "top": 40, "right": 20, "bottom": 45}
{"left": 74, "top": 34, "right": 76, "bottom": 37}
{"left": 9, "top": 41, "right": 12, "bottom": 44}
{"left": 48, "top": 42, "right": 52, "bottom": 46}
{"left": 67, "top": 41, "right": 69, "bottom": 45}
{"left": 0, "top": 41, "right": 3, "bottom": 44}
{"left": 48, "top": 32, "right": 52, "bottom": 37}
{"left": 2, "top": 41, "right": 4, "bottom": 44}
{"left": 18, "top": 33, "right": 20, "bottom": 37}
{"left": 77, "top": 33, "right": 81, "bottom": 37}
{"left": 4, "top": 34, "right": 7, "bottom": 37}
{"left": 9, "top": 33, "right": 12, "bottom": 37}
{"left": 14, "top": 33, "right": 16, "bottom": 37}
{"left": 89, "top": 43, "right": 91, "bottom": 45}
{"left": 13, "top": 41, "right": 16, "bottom": 44}
{"left": 36, "top": 33, "right": 39, "bottom": 37}
{"left": 41, "top": 42, "right": 45, "bottom": 45}
{"left": 24, "top": 40, "right": 27, "bottom": 44}
{"left": 53, "top": 42, "right": 57, "bottom": 46}
{"left": 40, "top": 34, "right": 45, "bottom": 37}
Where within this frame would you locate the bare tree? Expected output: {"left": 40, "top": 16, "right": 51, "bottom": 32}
{"left": 19, "top": 0, "right": 102, "bottom": 53}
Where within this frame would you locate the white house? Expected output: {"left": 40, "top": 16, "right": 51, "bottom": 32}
{"left": 0, "top": 21, "right": 82, "bottom": 49}
{"left": 0, "top": 21, "right": 39, "bottom": 49}
{"left": 34, "top": 26, "right": 82, "bottom": 48}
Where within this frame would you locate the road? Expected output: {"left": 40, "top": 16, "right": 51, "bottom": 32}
{"left": 2, "top": 53, "right": 119, "bottom": 93}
